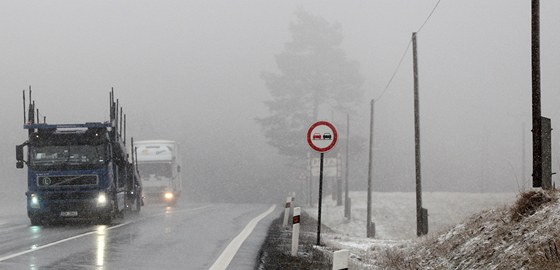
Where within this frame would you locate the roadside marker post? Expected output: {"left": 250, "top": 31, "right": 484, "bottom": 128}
{"left": 333, "top": 249, "right": 349, "bottom": 270}
{"left": 283, "top": 196, "right": 292, "bottom": 227}
{"left": 307, "top": 121, "right": 338, "bottom": 246}
{"left": 291, "top": 207, "right": 301, "bottom": 256}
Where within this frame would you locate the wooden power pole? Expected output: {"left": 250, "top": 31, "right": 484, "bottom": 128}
{"left": 531, "top": 0, "right": 543, "bottom": 188}
{"left": 366, "top": 99, "right": 375, "bottom": 238}
{"left": 412, "top": 32, "right": 427, "bottom": 236}
{"left": 344, "top": 113, "right": 351, "bottom": 218}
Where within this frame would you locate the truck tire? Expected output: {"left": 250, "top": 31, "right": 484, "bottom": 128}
{"left": 30, "top": 217, "right": 42, "bottom": 226}
{"left": 131, "top": 197, "right": 141, "bottom": 214}
{"left": 98, "top": 214, "right": 112, "bottom": 225}
{"left": 99, "top": 200, "right": 114, "bottom": 225}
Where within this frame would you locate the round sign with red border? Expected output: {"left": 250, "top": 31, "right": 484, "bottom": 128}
{"left": 307, "top": 121, "right": 338, "bottom": 152}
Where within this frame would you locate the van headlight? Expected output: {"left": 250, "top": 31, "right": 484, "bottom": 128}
{"left": 97, "top": 192, "right": 107, "bottom": 207}
{"left": 164, "top": 192, "right": 174, "bottom": 201}
{"left": 30, "top": 193, "right": 40, "bottom": 209}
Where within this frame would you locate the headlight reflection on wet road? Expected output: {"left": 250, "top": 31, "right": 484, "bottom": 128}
{"left": 96, "top": 225, "right": 106, "bottom": 268}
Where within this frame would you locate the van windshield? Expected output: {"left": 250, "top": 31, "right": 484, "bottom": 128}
{"left": 138, "top": 162, "right": 172, "bottom": 179}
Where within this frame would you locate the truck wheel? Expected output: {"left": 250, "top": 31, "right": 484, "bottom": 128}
{"left": 98, "top": 214, "right": 112, "bottom": 225}
{"left": 99, "top": 205, "right": 113, "bottom": 225}
{"left": 131, "top": 197, "right": 141, "bottom": 214}
{"left": 30, "top": 217, "right": 42, "bottom": 226}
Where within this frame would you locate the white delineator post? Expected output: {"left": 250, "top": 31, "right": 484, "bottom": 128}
{"left": 283, "top": 196, "right": 292, "bottom": 227}
{"left": 291, "top": 207, "right": 301, "bottom": 256}
{"left": 332, "top": 249, "right": 349, "bottom": 270}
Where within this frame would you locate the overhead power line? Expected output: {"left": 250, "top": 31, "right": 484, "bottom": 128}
{"left": 375, "top": 0, "right": 442, "bottom": 102}
{"left": 417, "top": 0, "right": 442, "bottom": 33}
{"left": 376, "top": 39, "right": 412, "bottom": 102}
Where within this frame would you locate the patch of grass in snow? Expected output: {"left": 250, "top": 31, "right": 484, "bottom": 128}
{"left": 376, "top": 247, "right": 418, "bottom": 270}
{"left": 510, "top": 190, "right": 555, "bottom": 222}
{"left": 255, "top": 212, "right": 334, "bottom": 269}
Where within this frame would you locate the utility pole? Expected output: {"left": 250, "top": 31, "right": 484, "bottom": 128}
{"left": 344, "top": 113, "right": 351, "bottom": 218}
{"left": 412, "top": 32, "right": 427, "bottom": 236}
{"left": 522, "top": 123, "right": 527, "bottom": 189}
{"left": 531, "top": 0, "right": 543, "bottom": 188}
{"left": 366, "top": 99, "right": 375, "bottom": 238}
{"left": 337, "top": 151, "right": 343, "bottom": 206}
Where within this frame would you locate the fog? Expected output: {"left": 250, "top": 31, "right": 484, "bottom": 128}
{"left": 1, "top": 1, "right": 560, "bottom": 204}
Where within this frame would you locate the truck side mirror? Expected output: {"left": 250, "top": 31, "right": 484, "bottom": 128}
{"left": 16, "top": 145, "right": 24, "bottom": 169}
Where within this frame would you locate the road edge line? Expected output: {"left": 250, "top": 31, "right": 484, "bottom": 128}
{"left": 208, "top": 204, "right": 276, "bottom": 270}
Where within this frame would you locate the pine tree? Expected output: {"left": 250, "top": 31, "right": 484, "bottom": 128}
{"left": 257, "top": 9, "right": 364, "bottom": 160}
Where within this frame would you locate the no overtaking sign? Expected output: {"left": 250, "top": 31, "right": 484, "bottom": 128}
{"left": 307, "top": 121, "right": 338, "bottom": 246}
{"left": 307, "top": 121, "right": 338, "bottom": 152}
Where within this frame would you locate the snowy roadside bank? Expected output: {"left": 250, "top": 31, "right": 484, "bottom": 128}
{"left": 302, "top": 191, "right": 516, "bottom": 268}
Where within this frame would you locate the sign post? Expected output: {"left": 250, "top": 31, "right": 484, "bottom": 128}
{"left": 307, "top": 121, "right": 338, "bottom": 246}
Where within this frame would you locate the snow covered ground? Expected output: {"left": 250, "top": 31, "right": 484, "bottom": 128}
{"left": 303, "top": 191, "right": 517, "bottom": 268}
{"left": 306, "top": 191, "right": 516, "bottom": 240}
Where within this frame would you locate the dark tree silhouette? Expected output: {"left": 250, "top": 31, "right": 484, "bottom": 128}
{"left": 257, "top": 9, "right": 364, "bottom": 161}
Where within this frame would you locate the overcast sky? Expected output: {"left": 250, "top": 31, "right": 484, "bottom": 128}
{"left": 2, "top": 1, "right": 560, "bottom": 199}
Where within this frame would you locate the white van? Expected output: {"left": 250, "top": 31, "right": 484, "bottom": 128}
{"left": 134, "top": 140, "right": 182, "bottom": 205}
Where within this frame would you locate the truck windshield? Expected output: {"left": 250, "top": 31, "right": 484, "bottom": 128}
{"left": 138, "top": 162, "right": 172, "bottom": 179}
{"left": 30, "top": 144, "right": 106, "bottom": 168}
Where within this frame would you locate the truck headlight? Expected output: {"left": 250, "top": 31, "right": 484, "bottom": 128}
{"left": 30, "top": 193, "right": 40, "bottom": 209}
{"left": 97, "top": 192, "right": 107, "bottom": 207}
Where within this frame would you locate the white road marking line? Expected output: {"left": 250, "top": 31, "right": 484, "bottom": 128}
{"left": 0, "top": 222, "right": 128, "bottom": 262}
{"left": 209, "top": 204, "right": 276, "bottom": 270}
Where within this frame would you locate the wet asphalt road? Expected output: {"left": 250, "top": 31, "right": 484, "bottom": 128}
{"left": 0, "top": 202, "right": 278, "bottom": 269}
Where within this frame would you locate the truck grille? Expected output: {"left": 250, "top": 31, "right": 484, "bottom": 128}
{"left": 37, "top": 175, "right": 98, "bottom": 187}
{"left": 40, "top": 191, "right": 98, "bottom": 201}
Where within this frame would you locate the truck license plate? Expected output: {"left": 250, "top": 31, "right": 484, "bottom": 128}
{"left": 60, "top": 211, "right": 78, "bottom": 217}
